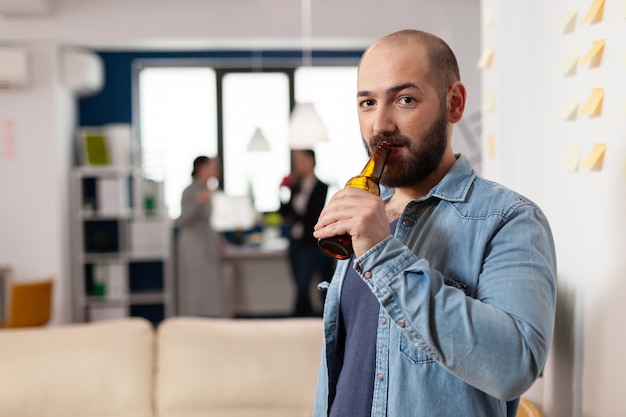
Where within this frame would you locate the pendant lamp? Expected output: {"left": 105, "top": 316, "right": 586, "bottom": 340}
{"left": 288, "top": 102, "right": 329, "bottom": 150}
{"left": 288, "top": 0, "right": 329, "bottom": 150}
{"left": 246, "top": 127, "right": 270, "bottom": 151}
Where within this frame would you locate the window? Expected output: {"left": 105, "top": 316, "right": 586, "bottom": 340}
{"left": 221, "top": 72, "right": 290, "bottom": 213}
{"left": 138, "top": 67, "right": 217, "bottom": 219}
{"left": 138, "top": 63, "right": 361, "bottom": 223}
{"left": 294, "top": 66, "right": 365, "bottom": 197}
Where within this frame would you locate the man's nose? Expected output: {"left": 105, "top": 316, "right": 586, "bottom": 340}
{"left": 372, "top": 106, "right": 398, "bottom": 135}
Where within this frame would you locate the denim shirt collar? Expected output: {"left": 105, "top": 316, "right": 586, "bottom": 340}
{"left": 380, "top": 154, "right": 476, "bottom": 204}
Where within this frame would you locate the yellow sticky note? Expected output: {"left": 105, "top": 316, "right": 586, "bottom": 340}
{"left": 580, "top": 39, "right": 606, "bottom": 65}
{"left": 556, "top": 8, "right": 578, "bottom": 33}
{"left": 581, "top": 143, "right": 606, "bottom": 169}
{"left": 477, "top": 47, "right": 494, "bottom": 68}
{"left": 484, "top": 5, "right": 495, "bottom": 29}
{"left": 482, "top": 90, "right": 496, "bottom": 112}
{"left": 487, "top": 134, "right": 496, "bottom": 158}
{"left": 557, "top": 51, "right": 579, "bottom": 75}
{"left": 558, "top": 96, "right": 579, "bottom": 120}
{"left": 619, "top": 98, "right": 626, "bottom": 116}
{"left": 620, "top": 158, "right": 626, "bottom": 179}
{"left": 581, "top": 87, "right": 604, "bottom": 116}
{"left": 583, "top": 0, "right": 605, "bottom": 22}
{"left": 562, "top": 144, "right": 580, "bottom": 172}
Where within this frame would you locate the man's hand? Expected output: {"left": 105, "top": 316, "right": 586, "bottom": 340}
{"left": 313, "top": 187, "right": 390, "bottom": 258}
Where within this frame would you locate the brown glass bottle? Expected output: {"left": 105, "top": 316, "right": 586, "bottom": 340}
{"left": 318, "top": 142, "right": 392, "bottom": 260}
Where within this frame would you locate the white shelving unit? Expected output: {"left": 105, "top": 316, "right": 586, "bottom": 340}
{"left": 70, "top": 165, "right": 174, "bottom": 326}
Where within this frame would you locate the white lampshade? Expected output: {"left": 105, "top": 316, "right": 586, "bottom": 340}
{"left": 246, "top": 127, "right": 270, "bottom": 151}
{"left": 288, "top": 102, "right": 329, "bottom": 150}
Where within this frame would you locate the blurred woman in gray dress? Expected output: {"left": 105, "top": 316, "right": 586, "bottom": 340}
{"left": 175, "top": 156, "right": 227, "bottom": 317}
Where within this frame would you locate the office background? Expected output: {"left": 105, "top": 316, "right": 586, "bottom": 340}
{"left": 1, "top": 1, "right": 625, "bottom": 416}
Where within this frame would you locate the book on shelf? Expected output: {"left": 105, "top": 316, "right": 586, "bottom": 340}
{"left": 81, "top": 130, "right": 110, "bottom": 166}
{"left": 130, "top": 218, "right": 170, "bottom": 257}
{"left": 97, "top": 177, "right": 129, "bottom": 216}
{"left": 103, "top": 124, "right": 132, "bottom": 169}
{"left": 78, "top": 124, "right": 133, "bottom": 168}
{"left": 106, "top": 262, "right": 127, "bottom": 301}
{"left": 142, "top": 178, "right": 166, "bottom": 216}
{"left": 91, "top": 261, "right": 127, "bottom": 301}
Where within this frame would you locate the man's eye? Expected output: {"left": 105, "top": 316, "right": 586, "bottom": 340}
{"left": 399, "top": 96, "right": 414, "bottom": 104}
{"left": 360, "top": 99, "right": 375, "bottom": 108}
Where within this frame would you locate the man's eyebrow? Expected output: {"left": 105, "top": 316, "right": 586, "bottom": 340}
{"left": 357, "top": 82, "right": 422, "bottom": 97}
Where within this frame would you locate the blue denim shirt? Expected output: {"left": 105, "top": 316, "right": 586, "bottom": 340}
{"left": 313, "top": 155, "right": 557, "bottom": 417}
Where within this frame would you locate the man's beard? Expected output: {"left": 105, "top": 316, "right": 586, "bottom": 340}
{"left": 365, "top": 106, "right": 448, "bottom": 188}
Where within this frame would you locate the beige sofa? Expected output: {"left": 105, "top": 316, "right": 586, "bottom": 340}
{"left": 0, "top": 316, "right": 323, "bottom": 417}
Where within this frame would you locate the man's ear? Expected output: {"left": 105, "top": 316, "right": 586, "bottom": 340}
{"left": 447, "top": 81, "right": 466, "bottom": 123}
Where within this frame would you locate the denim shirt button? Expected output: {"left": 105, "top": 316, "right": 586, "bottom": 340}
{"left": 399, "top": 320, "right": 406, "bottom": 328}
{"left": 377, "top": 373, "right": 384, "bottom": 381}
{"left": 402, "top": 219, "right": 412, "bottom": 227}
{"left": 381, "top": 317, "right": 387, "bottom": 325}
{"left": 364, "top": 271, "right": 372, "bottom": 279}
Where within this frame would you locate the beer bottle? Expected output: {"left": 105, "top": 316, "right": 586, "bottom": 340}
{"left": 318, "top": 142, "right": 391, "bottom": 259}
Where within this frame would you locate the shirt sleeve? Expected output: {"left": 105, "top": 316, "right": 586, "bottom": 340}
{"left": 353, "top": 203, "right": 557, "bottom": 401}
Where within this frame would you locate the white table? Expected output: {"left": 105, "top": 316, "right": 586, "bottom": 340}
{"left": 222, "top": 244, "right": 294, "bottom": 317}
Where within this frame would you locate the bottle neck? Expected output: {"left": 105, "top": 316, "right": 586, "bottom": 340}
{"left": 361, "top": 144, "right": 391, "bottom": 182}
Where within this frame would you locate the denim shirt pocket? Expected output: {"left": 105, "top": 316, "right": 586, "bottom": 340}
{"left": 399, "top": 332, "right": 436, "bottom": 364}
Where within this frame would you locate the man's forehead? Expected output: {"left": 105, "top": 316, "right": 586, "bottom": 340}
{"left": 361, "top": 40, "right": 428, "bottom": 69}
{"left": 358, "top": 47, "right": 430, "bottom": 89}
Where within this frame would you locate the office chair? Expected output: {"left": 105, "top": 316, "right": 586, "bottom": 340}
{"left": 517, "top": 396, "right": 542, "bottom": 417}
{"left": 1, "top": 278, "right": 53, "bottom": 328}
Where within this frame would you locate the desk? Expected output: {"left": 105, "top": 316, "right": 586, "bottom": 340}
{"left": 0, "top": 265, "right": 11, "bottom": 324}
{"left": 222, "top": 244, "right": 294, "bottom": 317}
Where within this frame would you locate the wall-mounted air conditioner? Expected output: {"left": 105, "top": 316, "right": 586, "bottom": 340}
{"left": 0, "top": 47, "right": 29, "bottom": 89}
{"left": 61, "top": 48, "right": 104, "bottom": 97}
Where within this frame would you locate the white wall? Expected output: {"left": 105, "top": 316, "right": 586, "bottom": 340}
{"left": 481, "top": 1, "right": 626, "bottom": 416}
{"left": 0, "top": 0, "right": 481, "bottom": 325}
{"left": 0, "top": 45, "right": 75, "bottom": 324}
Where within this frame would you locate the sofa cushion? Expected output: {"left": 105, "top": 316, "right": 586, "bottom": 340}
{"left": 156, "top": 317, "right": 323, "bottom": 417}
{"left": 0, "top": 318, "right": 154, "bottom": 417}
